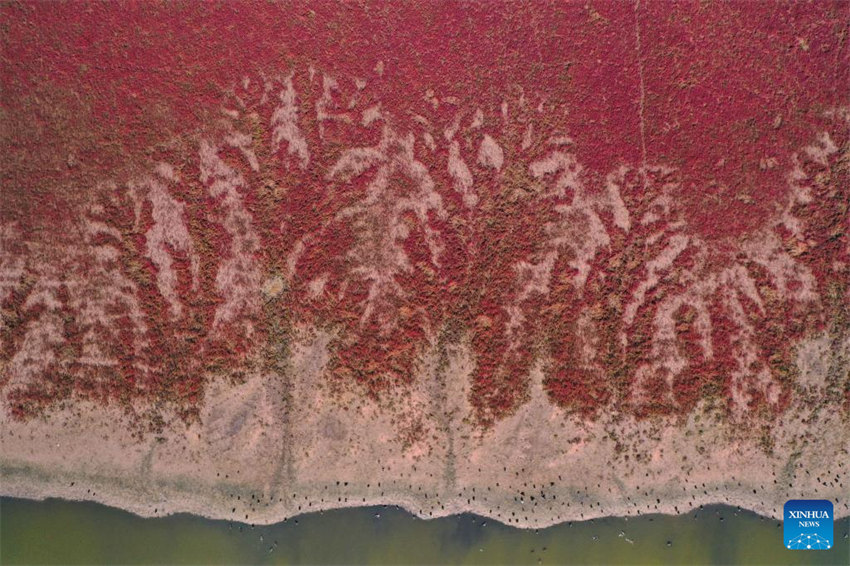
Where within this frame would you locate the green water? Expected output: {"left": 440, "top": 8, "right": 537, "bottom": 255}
{"left": 1, "top": 497, "right": 847, "bottom": 565}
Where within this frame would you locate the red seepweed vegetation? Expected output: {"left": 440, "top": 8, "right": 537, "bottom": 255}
{"left": 2, "top": 2, "right": 848, "bottom": 434}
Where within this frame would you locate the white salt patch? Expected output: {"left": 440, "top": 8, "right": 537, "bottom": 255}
{"left": 804, "top": 132, "right": 838, "bottom": 166}
{"left": 262, "top": 275, "right": 285, "bottom": 298}
{"left": 23, "top": 279, "right": 64, "bottom": 310}
{"left": 515, "top": 254, "right": 555, "bottom": 300}
{"left": 5, "top": 311, "right": 65, "bottom": 390}
{"left": 286, "top": 239, "right": 306, "bottom": 280}
{"left": 448, "top": 141, "right": 476, "bottom": 207}
{"left": 605, "top": 167, "right": 631, "bottom": 232}
{"left": 477, "top": 134, "right": 504, "bottom": 170}
{"left": 271, "top": 74, "right": 310, "bottom": 168}
{"left": 411, "top": 114, "right": 430, "bottom": 127}
{"left": 720, "top": 264, "right": 764, "bottom": 312}
{"left": 443, "top": 112, "right": 463, "bottom": 142}
{"left": 529, "top": 151, "right": 582, "bottom": 198}
{"left": 328, "top": 124, "right": 445, "bottom": 328}
{"left": 623, "top": 234, "right": 690, "bottom": 325}
{"left": 362, "top": 105, "right": 382, "bottom": 127}
{"left": 155, "top": 162, "right": 177, "bottom": 181}
{"left": 327, "top": 145, "right": 384, "bottom": 180}
{"left": 0, "top": 223, "right": 27, "bottom": 304}
{"left": 422, "top": 132, "right": 436, "bottom": 151}
{"left": 315, "top": 74, "right": 352, "bottom": 137}
{"left": 134, "top": 171, "right": 198, "bottom": 318}
{"left": 225, "top": 132, "right": 259, "bottom": 172}
{"left": 504, "top": 303, "right": 526, "bottom": 336}
{"left": 521, "top": 124, "right": 534, "bottom": 151}
{"left": 742, "top": 232, "right": 818, "bottom": 303}
{"left": 469, "top": 108, "right": 484, "bottom": 129}
{"left": 307, "top": 274, "right": 329, "bottom": 299}
{"left": 199, "top": 138, "right": 261, "bottom": 329}
{"left": 796, "top": 333, "right": 848, "bottom": 388}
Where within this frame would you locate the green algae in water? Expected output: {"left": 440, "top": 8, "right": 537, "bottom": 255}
{"left": 1, "top": 497, "right": 848, "bottom": 565}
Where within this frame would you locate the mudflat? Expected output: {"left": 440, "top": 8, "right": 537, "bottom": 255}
{"left": 3, "top": 327, "right": 848, "bottom": 527}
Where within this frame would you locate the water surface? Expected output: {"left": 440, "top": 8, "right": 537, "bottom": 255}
{"left": 1, "top": 497, "right": 848, "bottom": 564}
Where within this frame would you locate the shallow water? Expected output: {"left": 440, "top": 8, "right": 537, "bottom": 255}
{"left": 1, "top": 497, "right": 848, "bottom": 565}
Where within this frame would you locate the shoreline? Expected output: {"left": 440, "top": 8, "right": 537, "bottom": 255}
{"left": 3, "top": 336, "right": 848, "bottom": 531}
{"left": 3, "top": 463, "right": 849, "bottom": 529}
{"left": 3, "top": 403, "right": 848, "bottom": 531}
